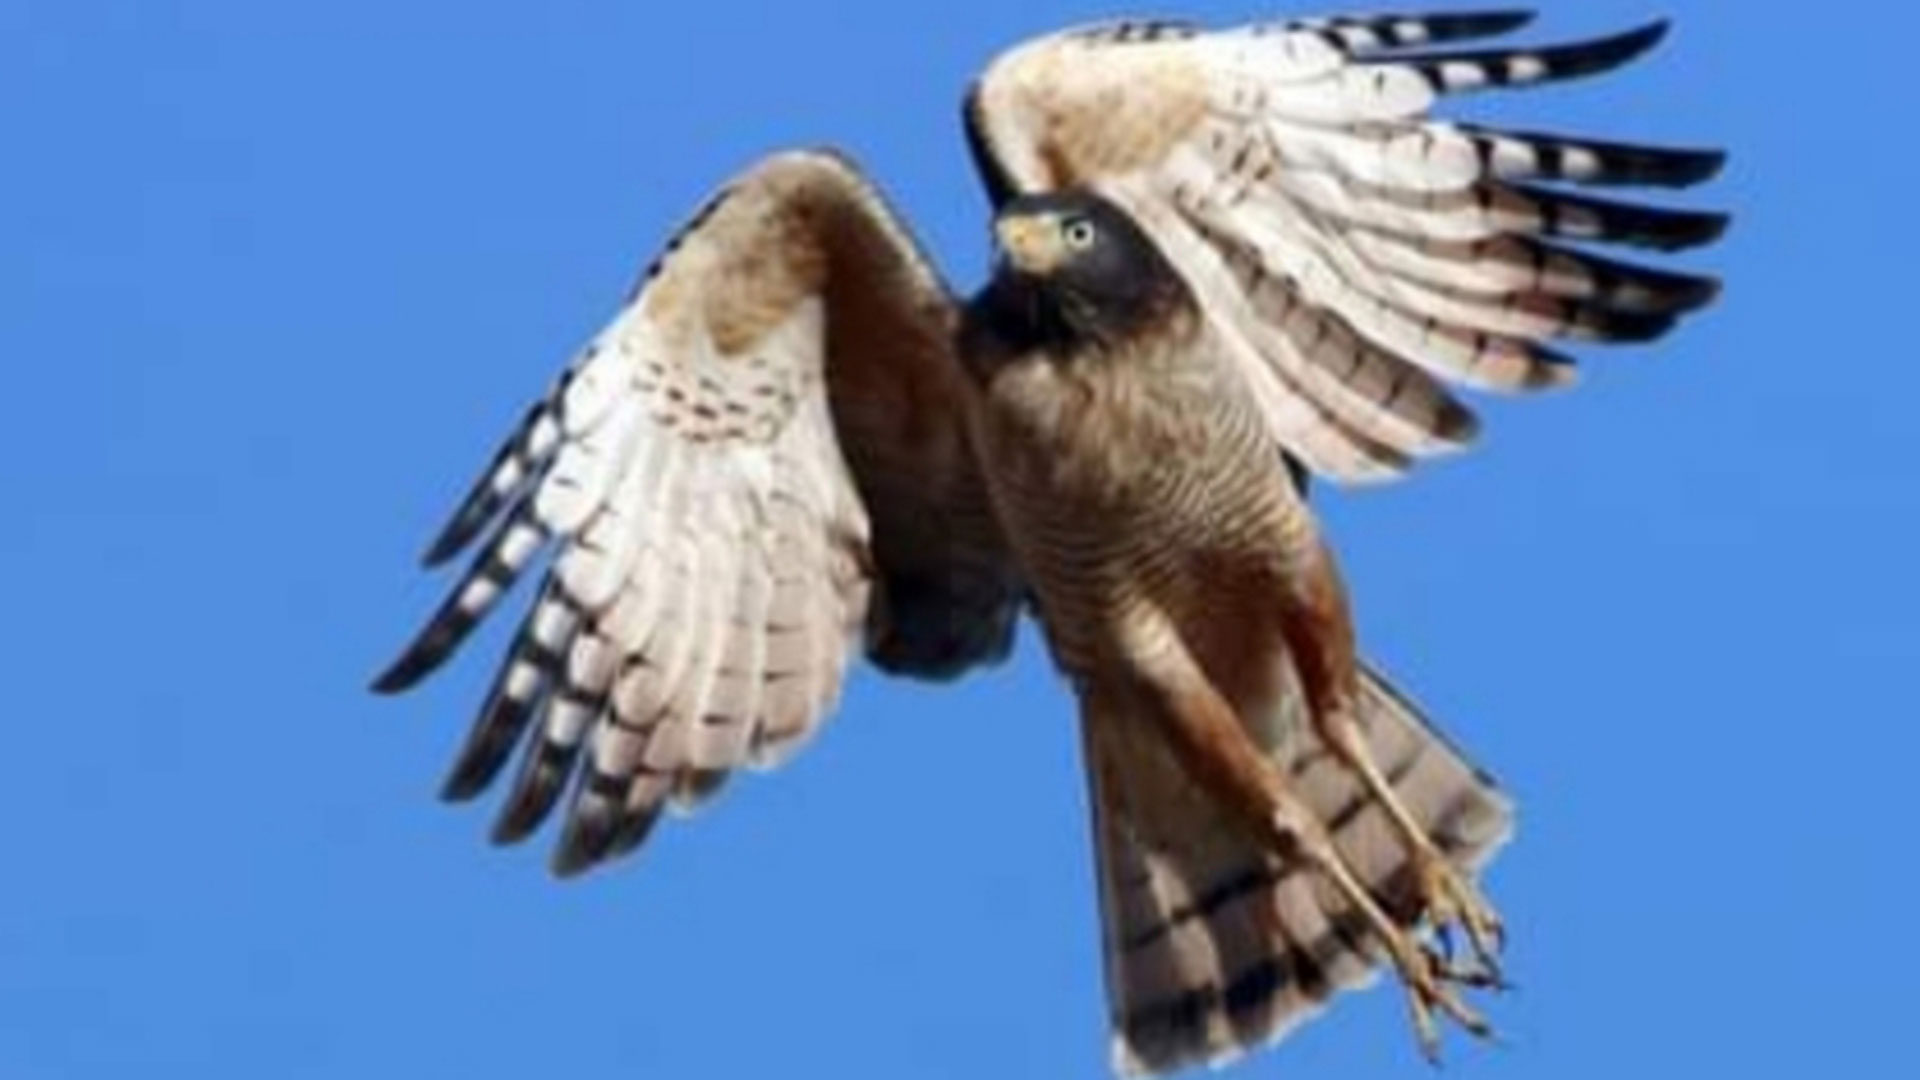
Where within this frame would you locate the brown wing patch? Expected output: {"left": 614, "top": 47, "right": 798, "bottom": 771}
{"left": 974, "top": 36, "right": 1210, "bottom": 191}
{"left": 967, "top": 17, "right": 1726, "bottom": 484}
{"left": 643, "top": 173, "right": 830, "bottom": 357}
{"left": 377, "top": 149, "right": 1020, "bottom": 876}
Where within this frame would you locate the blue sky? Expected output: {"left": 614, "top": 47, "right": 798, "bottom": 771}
{"left": 6, "top": 1, "right": 1916, "bottom": 1077}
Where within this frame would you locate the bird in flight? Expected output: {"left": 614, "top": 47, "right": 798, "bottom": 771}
{"left": 374, "top": 10, "right": 1724, "bottom": 1075}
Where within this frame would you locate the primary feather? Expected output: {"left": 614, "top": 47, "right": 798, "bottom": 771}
{"left": 376, "top": 150, "right": 1022, "bottom": 876}
{"left": 376, "top": 11, "right": 1725, "bottom": 1075}
{"left": 966, "top": 10, "right": 1727, "bottom": 482}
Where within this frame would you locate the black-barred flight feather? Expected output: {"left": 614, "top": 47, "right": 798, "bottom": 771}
{"left": 374, "top": 10, "right": 1725, "bottom": 1076}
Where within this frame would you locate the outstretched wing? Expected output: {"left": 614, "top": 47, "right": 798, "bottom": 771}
{"left": 967, "top": 11, "right": 1727, "bottom": 481}
{"left": 374, "top": 150, "right": 1020, "bottom": 877}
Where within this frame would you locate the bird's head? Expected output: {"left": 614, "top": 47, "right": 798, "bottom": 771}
{"left": 981, "top": 191, "right": 1188, "bottom": 350}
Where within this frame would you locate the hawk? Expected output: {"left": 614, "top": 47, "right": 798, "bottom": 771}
{"left": 374, "top": 11, "right": 1724, "bottom": 1076}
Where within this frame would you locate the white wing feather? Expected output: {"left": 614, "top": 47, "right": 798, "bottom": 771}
{"left": 376, "top": 154, "right": 899, "bottom": 876}
{"left": 970, "top": 14, "right": 1725, "bottom": 482}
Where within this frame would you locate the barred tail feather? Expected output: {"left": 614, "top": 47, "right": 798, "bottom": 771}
{"left": 1086, "top": 661, "right": 1513, "bottom": 1077}
{"left": 1315, "top": 664, "right": 1514, "bottom": 921}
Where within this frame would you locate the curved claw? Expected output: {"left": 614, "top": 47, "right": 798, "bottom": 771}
{"left": 1417, "top": 850, "right": 1508, "bottom": 988}
{"left": 1385, "top": 921, "right": 1498, "bottom": 1064}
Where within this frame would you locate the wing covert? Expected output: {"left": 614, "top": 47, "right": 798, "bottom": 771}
{"left": 967, "top": 11, "right": 1728, "bottom": 483}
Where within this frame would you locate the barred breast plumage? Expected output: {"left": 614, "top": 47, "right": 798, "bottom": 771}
{"left": 373, "top": 10, "right": 1730, "bottom": 1074}
{"left": 969, "top": 307, "right": 1310, "bottom": 691}
{"left": 957, "top": 194, "right": 1513, "bottom": 1074}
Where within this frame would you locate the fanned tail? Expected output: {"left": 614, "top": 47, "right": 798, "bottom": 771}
{"left": 1085, "top": 661, "right": 1513, "bottom": 1076}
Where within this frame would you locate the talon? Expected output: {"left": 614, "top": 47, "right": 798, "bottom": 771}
{"left": 1440, "top": 962, "right": 1507, "bottom": 992}
{"left": 1378, "top": 920, "right": 1496, "bottom": 1062}
{"left": 1411, "top": 993, "right": 1442, "bottom": 1065}
{"left": 1413, "top": 848, "right": 1506, "bottom": 985}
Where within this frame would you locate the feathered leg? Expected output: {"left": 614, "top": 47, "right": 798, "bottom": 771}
{"left": 1275, "top": 538, "right": 1507, "bottom": 985}
{"left": 1110, "top": 602, "right": 1490, "bottom": 1058}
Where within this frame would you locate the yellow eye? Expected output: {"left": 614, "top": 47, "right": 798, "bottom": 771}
{"left": 1063, "top": 218, "right": 1098, "bottom": 250}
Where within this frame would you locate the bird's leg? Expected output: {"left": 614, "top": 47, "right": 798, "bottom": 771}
{"left": 1112, "top": 603, "right": 1491, "bottom": 1058}
{"left": 1344, "top": 709, "right": 1507, "bottom": 979}
{"left": 1279, "top": 542, "right": 1507, "bottom": 982}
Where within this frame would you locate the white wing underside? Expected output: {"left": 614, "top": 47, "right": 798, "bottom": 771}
{"left": 971, "top": 13, "right": 1725, "bottom": 482}
{"left": 374, "top": 152, "right": 994, "bottom": 876}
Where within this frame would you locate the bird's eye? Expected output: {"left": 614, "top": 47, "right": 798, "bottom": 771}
{"left": 1063, "top": 218, "right": 1098, "bottom": 250}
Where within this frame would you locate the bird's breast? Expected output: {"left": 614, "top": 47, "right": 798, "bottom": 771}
{"left": 967, "top": 334, "right": 1304, "bottom": 672}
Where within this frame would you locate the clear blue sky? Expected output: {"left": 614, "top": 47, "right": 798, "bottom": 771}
{"left": 6, "top": 2, "right": 1915, "bottom": 1077}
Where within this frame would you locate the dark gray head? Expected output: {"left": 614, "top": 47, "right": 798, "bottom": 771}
{"left": 973, "top": 190, "right": 1189, "bottom": 351}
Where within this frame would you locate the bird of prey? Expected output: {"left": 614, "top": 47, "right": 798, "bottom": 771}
{"left": 374, "top": 11, "right": 1724, "bottom": 1076}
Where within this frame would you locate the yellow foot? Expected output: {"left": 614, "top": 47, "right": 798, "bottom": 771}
{"left": 1296, "top": 815, "right": 1505, "bottom": 1059}
{"left": 1374, "top": 917, "right": 1496, "bottom": 1063}
{"left": 1415, "top": 848, "right": 1507, "bottom": 987}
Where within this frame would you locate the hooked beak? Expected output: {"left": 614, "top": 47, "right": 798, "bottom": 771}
{"left": 995, "top": 214, "right": 1066, "bottom": 276}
